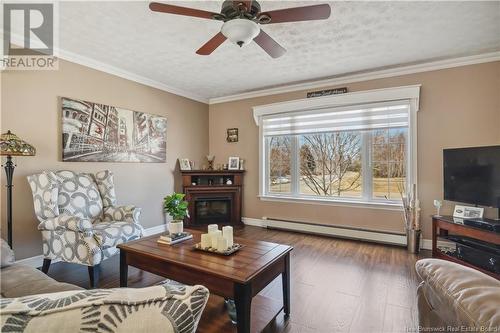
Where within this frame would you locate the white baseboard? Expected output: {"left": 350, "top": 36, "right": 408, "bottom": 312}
{"left": 243, "top": 217, "right": 434, "bottom": 250}
{"left": 143, "top": 224, "right": 168, "bottom": 236}
{"left": 243, "top": 217, "right": 407, "bottom": 246}
{"left": 15, "top": 224, "right": 169, "bottom": 269}
{"left": 420, "top": 239, "right": 453, "bottom": 251}
{"left": 15, "top": 254, "right": 53, "bottom": 269}
{"left": 242, "top": 217, "right": 268, "bottom": 228}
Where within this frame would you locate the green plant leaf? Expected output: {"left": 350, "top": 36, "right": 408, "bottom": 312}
{"left": 163, "top": 192, "right": 189, "bottom": 220}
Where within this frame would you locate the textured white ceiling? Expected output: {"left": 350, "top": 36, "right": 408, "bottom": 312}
{"left": 59, "top": 1, "right": 500, "bottom": 100}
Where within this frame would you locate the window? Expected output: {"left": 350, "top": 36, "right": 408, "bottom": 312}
{"left": 298, "top": 131, "right": 363, "bottom": 198}
{"left": 371, "top": 128, "right": 407, "bottom": 200}
{"left": 255, "top": 86, "right": 420, "bottom": 208}
{"left": 268, "top": 136, "right": 292, "bottom": 193}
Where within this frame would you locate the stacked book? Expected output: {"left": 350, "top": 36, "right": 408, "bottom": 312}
{"left": 157, "top": 232, "right": 193, "bottom": 245}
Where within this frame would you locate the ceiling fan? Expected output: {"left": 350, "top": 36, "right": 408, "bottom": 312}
{"left": 149, "top": 1, "right": 331, "bottom": 58}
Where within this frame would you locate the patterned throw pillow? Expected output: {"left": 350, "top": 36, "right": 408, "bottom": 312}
{"left": 94, "top": 170, "right": 117, "bottom": 208}
{"left": 27, "top": 171, "right": 59, "bottom": 222}
{"left": 55, "top": 170, "right": 103, "bottom": 222}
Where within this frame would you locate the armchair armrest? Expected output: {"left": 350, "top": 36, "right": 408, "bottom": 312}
{"left": 37, "top": 214, "right": 94, "bottom": 236}
{"left": 102, "top": 205, "right": 141, "bottom": 223}
{"left": 0, "top": 280, "right": 209, "bottom": 333}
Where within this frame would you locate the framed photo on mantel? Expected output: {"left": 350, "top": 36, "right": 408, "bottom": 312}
{"left": 179, "top": 158, "right": 191, "bottom": 171}
{"left": 228, "top": 157, "right": 240, "bottom": 170}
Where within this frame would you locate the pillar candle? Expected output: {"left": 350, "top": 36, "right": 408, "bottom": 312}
{"left": 222, "top": 226, "right": 234, "bottom": 247}
{"left": 211, "top": 230, "right": 222, "bottom": 248}
{"left": 208, "top": 224, "right": 218, "bottom": 234}
{"left": 217, "top": 237, "right": 229, "bottom": 252}
{"left": 200, "top": 233, "right": 211, "bottom": 248}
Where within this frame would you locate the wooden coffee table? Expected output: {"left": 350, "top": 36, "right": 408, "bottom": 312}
{"left": 117, "top": 229, "right": 293, "bottom": 333}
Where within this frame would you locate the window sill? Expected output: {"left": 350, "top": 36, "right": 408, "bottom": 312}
{"left": 258, "top": 194, "right": 403, "bottom": 211}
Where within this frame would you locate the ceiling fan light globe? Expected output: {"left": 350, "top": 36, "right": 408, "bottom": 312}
{"left": 221, "top": 19, "right": 260, "bottom": 47}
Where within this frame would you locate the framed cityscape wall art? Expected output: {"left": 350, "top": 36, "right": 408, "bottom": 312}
{"left": 61, "top": 97, "right": 167, "bottom": 162}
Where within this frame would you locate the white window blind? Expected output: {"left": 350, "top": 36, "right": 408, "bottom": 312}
{"left": 261, "top": 100, "right": 410, "bottom": 136}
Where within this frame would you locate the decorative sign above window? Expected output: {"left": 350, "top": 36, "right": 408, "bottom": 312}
{"left": 306, "top": 87, "right": 348, "bottom": 98}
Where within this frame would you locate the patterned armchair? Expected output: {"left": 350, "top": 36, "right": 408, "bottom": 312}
{"left": 27, "top": 170, "right": 143, "bottom": 288}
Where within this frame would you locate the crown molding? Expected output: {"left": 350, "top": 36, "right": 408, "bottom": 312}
{"left": 208, "top": 51, "right": 500, "bottom": 105}
{"left": 3, "top": 32, "right": 209, "bottom": 104}
{"left": 56, "top": 48, "right": 209, "bottom": 104}
{"left": 4, "top": 30, "right": 499, "bottom": 106}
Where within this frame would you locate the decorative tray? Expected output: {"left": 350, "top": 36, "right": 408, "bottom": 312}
{"left": 193, "top": 243, "right": 243, "bottom": 256}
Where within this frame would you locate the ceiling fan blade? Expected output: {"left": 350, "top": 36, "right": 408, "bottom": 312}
{"left": 196, "top": 32, "right": 227, "bottom": 55}
{"left": 259, "top": 4, "right": 331, "bottom": 24}
{"left": 149, "top": 2, "right": 219, "bottom": 20}
{"left": 253, "top": 30, "right": 286, "bottom": 58}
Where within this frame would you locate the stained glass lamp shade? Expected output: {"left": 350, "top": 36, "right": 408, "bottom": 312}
{"left": 1, "top": 130, "right": 36, "bottom": 248}
{"left": 0, "top": 130, "right": 36, "bottom": 156}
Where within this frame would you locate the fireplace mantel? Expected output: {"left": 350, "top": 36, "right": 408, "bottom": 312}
{"left": 181, "top": 170, "right": 245, "bottom": 227}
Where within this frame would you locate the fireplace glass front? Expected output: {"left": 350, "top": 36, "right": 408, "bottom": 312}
{"left": 195, "top": 197, "right": 231, "bottom": 224}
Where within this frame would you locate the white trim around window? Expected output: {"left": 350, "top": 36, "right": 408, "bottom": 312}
{"left": 253, "top": 85, "right": 421, "bottom": 209}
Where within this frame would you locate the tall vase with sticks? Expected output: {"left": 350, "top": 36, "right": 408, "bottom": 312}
{"left": 399, "top": 183, "right": 421, "bottom": 253}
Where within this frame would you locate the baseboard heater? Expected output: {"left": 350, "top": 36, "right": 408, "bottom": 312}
{"left": 242, "top": 217, "right": 407, "bottom": 246}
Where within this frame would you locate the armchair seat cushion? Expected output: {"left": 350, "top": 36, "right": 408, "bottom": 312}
{"left": 92, "top": 221, "right": 143, "bottom": 249}
{"left": 38, "top": 214, "right": 94, "bottom": 236}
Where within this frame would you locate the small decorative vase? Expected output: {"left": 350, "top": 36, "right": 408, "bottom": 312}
{"left": 169, "top": 220, "right": 184, "bottom": 235}
{"left": 407, "top": 229, "right": 421, "bottom": 254}
{"left": 206, "top": 155, "right": 215, "bottom": 170}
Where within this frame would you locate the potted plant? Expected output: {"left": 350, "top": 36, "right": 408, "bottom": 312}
{"left": 163, "top": 193, "right": 189, "bottom": 235}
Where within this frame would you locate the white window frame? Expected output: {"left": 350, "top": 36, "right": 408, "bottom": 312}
{"left": 254, "top": 85, "right": 421, "bottom": 210}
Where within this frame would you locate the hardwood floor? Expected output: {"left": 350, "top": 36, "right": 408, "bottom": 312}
{"left": 45, "top": 226, "right": 428, "bottom": 333}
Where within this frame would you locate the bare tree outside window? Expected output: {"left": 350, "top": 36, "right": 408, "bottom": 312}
{"left": 268, "top": 136, "right": 292, "bottom": 193}
{"left": 372, "top": 128, "right": 407, "bottom": 199}
{"left": 299, "top": 132, "right": 362, "bottom": 197}
{"left": 266, "top": 128, "right": 407, "bottom": 201}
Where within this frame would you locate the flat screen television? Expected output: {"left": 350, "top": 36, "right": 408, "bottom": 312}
{"left": 444, "top": 145, "right": 500, "bottom": 208}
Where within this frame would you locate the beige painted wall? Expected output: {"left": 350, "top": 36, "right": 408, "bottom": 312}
{"left": 1, "top": 59, "right": 209, "bottom": 259}
{"left": 1, "top": 60, "right": 499, "bottom": 259}
{"left": 209, "top": 61, "right": 500, "bottom": 240}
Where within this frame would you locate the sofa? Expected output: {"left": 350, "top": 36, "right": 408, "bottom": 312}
{"left": 416, "top": 258, "right": 500, "bottom": 331}
{"left": 1, "top": 240, "right": 209, "bottom": 333}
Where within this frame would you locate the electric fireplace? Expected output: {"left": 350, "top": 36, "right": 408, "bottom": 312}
{"left": 181, "top": 170, "right": 244, "bottom": 227}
